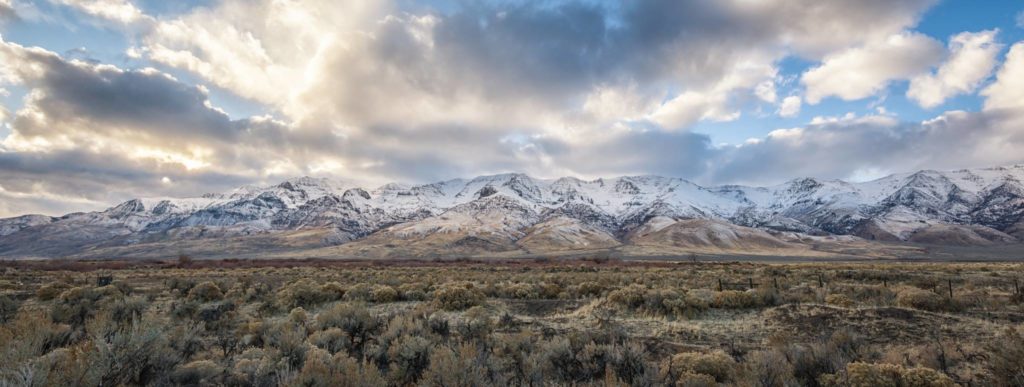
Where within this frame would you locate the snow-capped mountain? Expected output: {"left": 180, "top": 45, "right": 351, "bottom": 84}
{"left": 3, "top": 165, "right": 1024, "bottom": 259}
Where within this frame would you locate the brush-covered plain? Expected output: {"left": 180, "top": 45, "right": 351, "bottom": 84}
{"left": 1, "top": 259, "right": 1023, "bottom": 386}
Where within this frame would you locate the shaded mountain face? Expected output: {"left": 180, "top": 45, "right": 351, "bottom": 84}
{"left": 3, "top": 165, "right": 1024, "bottom": 258}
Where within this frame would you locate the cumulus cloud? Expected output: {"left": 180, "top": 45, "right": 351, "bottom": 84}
{"left": 802, "top": 31, "right": 944, "bottom": 104}
{"left": 0, "top": 0, "right": 15, "bottom": 21}
{"left": 0, "top": 37, "right": 338, "bottom": 215}
{"left": 908, "top": 30, "right": 1002, "bottom": 108}
{"left": 52, "top": 0, "right": 152, "bottom": 25}
{"left": 981, "top": 42, "right": 1024, "bottom": 112}
{"left": 12, "top": 0, "right": 1024, "bottom": 217}
{"left": 778, "top": 96, "right": 802, "bottom": 117}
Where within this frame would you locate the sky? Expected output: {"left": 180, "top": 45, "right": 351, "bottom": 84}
{"left": 2, "top": 0, "right": 1024, "bottom": 217}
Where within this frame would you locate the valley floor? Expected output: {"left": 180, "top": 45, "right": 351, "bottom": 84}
{"left": 1, "top": 259, "right": 1023, "bottom": 386}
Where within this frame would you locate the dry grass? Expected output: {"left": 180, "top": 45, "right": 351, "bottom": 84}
{"left": 1, "top": 259, "right": 1022, "bottom": 386}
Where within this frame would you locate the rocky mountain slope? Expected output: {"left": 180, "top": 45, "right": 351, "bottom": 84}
{"left": 3, "top": 165, "right": 1024, "bottom": 259}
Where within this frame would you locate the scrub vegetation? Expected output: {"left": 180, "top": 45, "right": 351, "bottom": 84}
{"left": 1, "top": 258, "right": 1022, "bottom": 386}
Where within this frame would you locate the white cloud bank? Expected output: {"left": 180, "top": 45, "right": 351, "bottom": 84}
{"left": 4, "top": 0, "right": 1024, "bottom": 216}
{"left": 908, "top": 30, "right": 1002, "bottom": 108}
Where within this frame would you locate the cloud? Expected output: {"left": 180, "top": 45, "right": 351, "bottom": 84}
{"left": 51, "top": 0, "right": 152, "bottom": 25}
{"left": 0, "top": 37, "right": 333, "bottom": 216}
{"left": 0, "top": 0, "right": 15, "bottom": 21}
{"left": 778, "top": 96, "right": 802, "bottom": 117}
{"left": 981, "top": 42, "right": 1024, "bottom": 112}
{"left": 907, "top": 30, "right": 1002, "bottom": 108}
{"left": 802, "top": 31, "right": 944, "bottom": 104}
{"left": 135, "top": 0, "right": 935, "bottom": 130}
{"left": 17, "top": 0, "right": 1021, "bottom": 218}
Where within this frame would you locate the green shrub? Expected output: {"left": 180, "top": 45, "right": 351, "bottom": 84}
{"left": 36, "top": 282, "right": 71, "bottom": 301}
{"left": 277, "top": 279, "right": 339, "bottom": 309}
{"left": 576, "top": 281, "right": 605, "bottom": 297}
{"left": 172, "top": 360, "right": 223, "bottom": 385}
{"left": 896, "top": 288, "right": 952, "bottom": 312}
{"left": 987, "top": 328, "right": 1024, "bottom": 386}
{"left": 289, "top": 347, "right": 385, "bottom": 387}
{"left": 660, "top": 351, "right": 736, "bottom": 383}
{"left": 0, "top": 295, "right": 18, "bottom": 324}
{"left": 820, "top": 362, "right": 956, "bottom": 387}
{"left": 433, "top": 283, "right": 485, "bottom": 311}
{"left": 387, "top": 335, "right": 432, "bottom": 385}
{"left": 343, "top": 283, "right": 373, "bottom": 302}
{"left": 371, "top": 286, "right": 399, "bottom": 303}
{"left": 187, "top": 281, "right": 223, "bottom": 302}
{"left": 419, "top": 343, "right": 490, "bottom": 387}
{"left": 316, "top": 303, "right": 380, "bottom": 357}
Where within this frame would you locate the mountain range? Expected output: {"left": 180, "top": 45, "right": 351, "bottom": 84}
{"left": 3, "top": 165, "right": 1024, "bottom": 260}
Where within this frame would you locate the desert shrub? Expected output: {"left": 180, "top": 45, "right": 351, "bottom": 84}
{"left": 433, "top": 283, "right": 486, "bottom": 311}
{"left": 825, "top": 294, "right": 855, "bottom": 308}
{"left": 608, "top": 285, "right": 709, "bottom": 318}
{"left": 229, "top": 347, "right": 284, "bottom": 386}
{"left": 457, "top": 306, "right": 493, "bottom": 340}
{"left": 288, "top": 347, "right": 385, "bottom": 387}
{"left": 166, "top": 278, "right": 196, "bottom": 296}
{"left": 576, "top": 281, "right": 606, "bottom": 297}
{"left": 607, "top": 284, "right": 646, "bottom": 309}
{"left": 106, "top": 296, "right": 149, "bottom": 326}
{"left": 427, "top": 313, "right": 450, "bottom": 337}
{"left": 0, "top": 295, "right": 18, "bottom": 324}
{"left": 343, "top": 283, "right": 373, "bottom": 302}
{"left": 660, "top": 350, "right": 737, "bottom": 383}
{"left": 284, "top": 306, "right": 305, "bottom": 323}
{"left": 896, "top": 288, "right": 952, "bottom": 312}
{"left": 987, "top": 328, "right": 1024, "bottom": 386}
{"left": 712, "top": 288, "right": 774, "bottom": 309}
{"left": 172, "top": 360, "right": 223, "bottom": 385}
{"left": 277, "top": 279, "right": 339, "bottom": 309}
{"left": 675, "top": 371, "right": 717, "bottom": 387}
{"left": 194, "top": 300, "right": 236, "bottom": 324}
{"left": 86, "top": 317, "right": 183, "bottom": 386}
{"left": 267, "top": 322, "right": 309, "bottom": 368}
{"left": 419, "top": 343, "right": 491, "bottom": 387}
{"left": 538, "top": 282, "right": 563, "bottom": 299}
{"left": 953, "top": 289, "right": 993, "bottom": 310}
{"left": 820, "top": 362, "right": 956, "bottom": 387}
{"left": 0, "top": 311, "right": 75, "bottom": 382}
{"left": 310, "top": 327, "right": 348, "bottom": 354}
{"left": 532, "top": 337, "right": 583, "bottom": 383}
{"left": 321, "top": 282, "right": 346, "bottom": 300}
{"left": 370, "top": 285, "right": 399, "bottom": 303}
{"left": 501, "top": 282, "right": 540, "bottom": 299}
{"left": 830, "top": 284, "right": 896, "bottom": 306}
{"left": 387, "top": 334, "right": 432, "bottom": 385}
{"left": 397, "top": 283, "right": 427, "bottom": 301}
{"left": 602, "top": 342, "right": 650, "bottom": 385}
{"left": 187, "top": 281, "right": 223, "bottom": 302}
{"left": 316, "top": 303, "right": 381, "bottom": 357}
{"left": 744, "top": 349, "right": 798, "bottom": 387}
{"left": 785, "top": 330, "right": 868, "bottom": 387}
{"left": 51, "top": 286, "right": 123, "bottom": 326}
{"left": 36, "top": 282, "right": 72, "bottom": 301}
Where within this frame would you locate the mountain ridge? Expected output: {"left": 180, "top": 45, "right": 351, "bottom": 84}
{"left": 3, "top": 164, "right": 1024, "bottom": 259}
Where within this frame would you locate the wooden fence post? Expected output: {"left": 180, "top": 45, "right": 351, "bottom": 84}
{"left": 748, "top": 278, "right": 754, "bottom": 290}
{"left": 947, "top": 278, "right": 954, "bottom": 299}
{"left": 718, "top": 278, "right": 723, "bottom": 292}
{"left": 773, "top": 277, "right": 779, "bottom": 289}
{"left": 818, "top": 274, "right": 824, "bottom": 288}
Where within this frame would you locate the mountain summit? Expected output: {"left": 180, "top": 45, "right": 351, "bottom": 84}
{"left": 3, "top": 165, "right": 1024, "bottom": 259}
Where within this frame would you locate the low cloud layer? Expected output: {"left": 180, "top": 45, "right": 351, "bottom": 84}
{"left": 1, "top": 0, "right": 1024, "bottom": 217}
